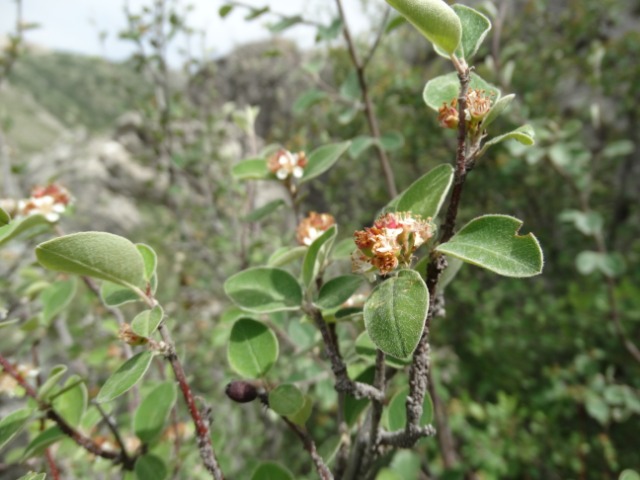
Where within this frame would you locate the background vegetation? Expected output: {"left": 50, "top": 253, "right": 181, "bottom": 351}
{"left": 1, "top": 0, "right": 639, "bottom": 478}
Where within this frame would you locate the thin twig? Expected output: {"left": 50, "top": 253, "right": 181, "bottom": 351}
{"left": 282, "top": 417, "right": 333, "bottom": 480}
{"left": 157, "top": 323, "right": 225, "bottom": 479}
{"left": 94, "top": 401, "right": 133, "bottom": 466}
{"left": 305, "top": 305, "right": 384, "bottom": 402}
{"left": 0, "top": 354, "right": 134, "bottom": 469}
{"left": 334, "top": 0, "right": 397, "bottom": 199}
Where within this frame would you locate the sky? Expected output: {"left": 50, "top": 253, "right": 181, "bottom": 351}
{"left": 0, "top": 0, "right": 373, "bottom": 64}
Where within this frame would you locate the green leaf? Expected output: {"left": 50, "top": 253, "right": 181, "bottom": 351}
{"left": 224, "top": 267, "right": 302, "bottom": 313}
{"left": 219, "top": 5, "right": 234, "bottom": 18}
{"left": 436, "top": 255, "right": 464, "bottom": 293}
{"left": 332, "top": 237, "right": 356, "bottom": 259}
{"left": 131, "top": 306, "right": 164, "bottom": 338}
{"left": 585, "top": 392, "right": 609, "bottom": 425}
{"left": 559, "top": 210, "right": 603, "bottom": 237}
{"left": 394, "top": 164, "right": 454, "bottom": 220}
{"left": 339, "top": 71, "right": 361, "bottom": 100}
{"left": 251, "top": 462, "right": 294, "bottom": 480}
{"left": 243, "top": 199, "right": 286, "bottom": 222}
{"left": 22, "top": 426, "right": 64, "bottom": 459}
{"left": 364, "top": 269, "right": 429, "bottom": 358}
{"left": 602, "top": 140, "right": 634, "bottom": 158}
{"left": 16, "top": 473, "right": 47, "bottom": 480}
{"left": 385, "top": 0, "right": 461, "bottom": 54}
{"left": 268, "top": 15, "right": 303, "bottom": 33}
{"left": 387, "top": 386, "right": 433, "bottom": 430}
{"left": 293, "top": 89, "right": 327, "bottom": 114}
{"left": 344, "top": 366, "right": 375, "bottom": 425}
{"left": 269, "top": 384, "right": 304, "bottom": 416}
{"left": 349, "top": 135, "right": 376, "bottom": 159}
{"left": 100, "top": 281, "right": 140, "bottom": 307}
{"left": 300, "top": 141, "right": 351, "bottom": 183}
{"left": 378, "top": 132, "right": 405, "bottom": 152}
{"left": 136, "top": 244, "right": 158, "bottom": 281}
{"left": 135, "top": 454, "right": 168, "bottom": 480}
{"left": 576, "top": 251, "right": 625, "bottom": 277}
{"left": 355, "top": 331, "right": 412, "bottom": 368}
{"left": 228, "top": 318, "right": 279, "bottom": 378}
{"left": 620, "top": 470, "right": 640, "bottom": 480}
{"left": 52, "top": 375, "right": 87, "bottom": 428}
{"left": 245, "top": 6, "right": 269, "bottom": 20}
{"left": 376, "top": 469, "right": 404, "bottom": 480}
{"left": 302, "top": 225, "right": 338, "bottom": 287}
{"left": 423, "top": 72, "right": 500, "bottom": 111}
{"left": 0, "top": 408, "right": 33, "bottom": 451}
{"left": 287, "top": 394, "right": 313, "bottom": 426}
{"left": 268, "top": 246, "right": 307, "bottom": 268}
{"left": 0, "top": 206, "right": 9, "bottom": 226}
{"left": 316, "top": 18, "right": 342, "bottom": 42}
{"left": 316, "top": 275, "right": 363, "bottom": 310}
{"left": 436, "top": 215, "right": 543, "bottom": 278}
{"left": 385, "top": 14, "right": 407, "bottom": 34}
{"left": 134, "top": 382, "right": 177, "bottom": 444}
{"left": 38, "top": 365, "right": 67, "bottom": 400}
{"left": 36, "top": 232, "right": 145, "bottom": 291}
{"left": 482, "top": 125, "right": 535, "bottom": 153}
{"left": 0, "top": 214, "right": 50, "bottom": 247}
{"left": 434, "top": 5, "right": 491, "bottom": 60}
{"left": 231, "top": 158, "right": 269, "bottom": 181}
{"left": 482, "top": 93, "right": 515, "bottom": 129}
{"left": 40, "top": 278, "right": 77, "bottom": 325}
{"left": 96, "top": 351, "right": 154, "bottom": 403}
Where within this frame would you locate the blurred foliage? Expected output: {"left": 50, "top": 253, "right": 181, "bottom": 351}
{"left": 1, "top": 0, "right": 639, "bottom": 478}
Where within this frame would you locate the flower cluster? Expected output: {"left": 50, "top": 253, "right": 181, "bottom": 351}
{"left": 352, "top": 212, "right": 435, "bottom": 278}
{"left": 438, "top": 88, "right": 494, "bottom": 131}
{"left": 296, "top": 211, "right": 335, "bottom": 246}
{"left": 267, "top": 148, "right": 308, "bottom": 180}
{"left": 13, "top": 184, "right": 74, "bottom": 223}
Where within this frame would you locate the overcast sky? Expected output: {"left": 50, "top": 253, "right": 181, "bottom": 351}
{"left": 0, "top": 0, "right": 373, "bottom": 63}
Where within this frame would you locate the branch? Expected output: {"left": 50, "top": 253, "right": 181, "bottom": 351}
{"left": 334, "top": 0, "right": 397, "bottom": 199}
{"left": 281, "top": 417, "right": 334, "bottom": 480}
{"left": 156, "top": 323, "right": 225, "bottom": 479}
{"left": 395, "top": 61, "right": 471, "bottom": 450}
{"left": 305, "top": 306, "right": 384, "bottom": 402}
{"left": 0, "top": 354, "right": 134, "bottom": 469}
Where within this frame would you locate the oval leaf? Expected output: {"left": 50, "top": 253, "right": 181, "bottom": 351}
{"left": 231, "top": 158, "right": 269, "bottom": 181}
{"left": 300, "top": 141, "right": 350, "bottom": 183}
{"left": 38, "top": 365, "right": 68, "bottom": 400}
{"left": 22, "top": 426, "right": 64, "bottom": 459}
{"left": 269, "top": 384, "right": 304, "bottom": 416}
{"left": 36, "top": 232, "right": 145, "bottom": 291}
{"left": 228, "top": 318, "right": 279, "bottom": 378}
{"left": 40, "top": 278, "right": 77, "bottom": 325}
{"left": 268, "top": 246, "right": 307, "bottom": 268}
{"left": 364, "top": 269, "right": 429, "bottom": 358}
{"left": 96, "top": 351, "right": 154, "bottom": 403}
{"left": 0, "top": 408, "right": 33, "bottom": 451}
{"left": 131, "top": 306, "right": 164, "bottom": 338}
{"left": 423, "top": 72, "right": 500, "bottom": 111}
{"left": 483, "top": 93, "right": 515, "bottom": 129}
{"left": 394, "top": 164, "right": 454, "bottom": 220}
{"left": 0, "top": 214, "right": 50, "bottom": 247}
{"left": 251, "top": 462, "right": 295, "bottom": 480}
{"left": 302, "top": 225, "right": 338, "bottom": 288}
{"left": 481, "top": 125, "right": 535, "bottom": 154}
{"left": 243, "top": 199, "right": 286, "bottom": 222}
{"left": 224, "top": 267, "right": 302, "bottom": 313}
{"left": 349, "top": 135, "right": 376, "bottom": 159}
{"left": 436, "top": 215, "right": 543, "bottom": 277}
{"left": 316, "top": 275, "right": 363, "bottom": 310}
{"left": 287, "top": 394, "right": 313, "bottom": 426}
{"left": 386, "top": 386, "right": 433, "bottom": 430}
{"left": 434, "top": 5, "right": 491, "bottom": 60}
{"left": 0, "top": 206, "right": 9, "bottom": 226}
{"left": 385, "top": 0, "right": 461, "bottom": 54}
{"left": 136, "top": 244, "right": 158, "bottom": 281}
{"left": 100, "top": 281, "right": 140, "bottom": 307}
{"left": 134, "top": 382, "right": 177, "bottom": 444}
{"left": 52, "top": 375, "right": 87, "bottom": 428}
{"left": 135, "top": 454, "right": 168, "bottom": 480}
